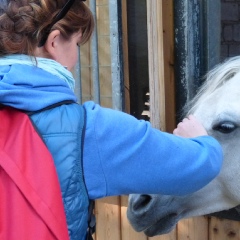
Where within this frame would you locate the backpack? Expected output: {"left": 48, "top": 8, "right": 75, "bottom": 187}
{"left": 0, "top": 105, "right": 96, "bottom": 240}
{"left": 0, "top": 106, "right": 69, "bottom": 239}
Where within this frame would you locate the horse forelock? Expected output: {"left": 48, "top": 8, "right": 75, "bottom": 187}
{"left": 184, "top": 56, "right": 240, "bottom": 117}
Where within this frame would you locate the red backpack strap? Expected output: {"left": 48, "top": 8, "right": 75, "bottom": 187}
{"left": 0, "top": 107, "right": 69, "bottom": 240}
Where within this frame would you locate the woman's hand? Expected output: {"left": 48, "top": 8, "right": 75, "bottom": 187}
{"left": 173, "top": 115, "right": 208, "bottom": 138}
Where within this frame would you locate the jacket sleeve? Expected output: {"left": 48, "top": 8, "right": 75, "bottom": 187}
{"left": 83, "top": 101, "right": 223, "bottom": 199}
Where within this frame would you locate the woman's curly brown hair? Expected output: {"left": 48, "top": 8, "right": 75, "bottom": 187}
{"left": 0, "top": 0, "right": 94, "bottom": 56}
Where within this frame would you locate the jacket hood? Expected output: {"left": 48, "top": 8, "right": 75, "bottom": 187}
{"left": 0, "top": 64, "right": 77, "bottom": 111}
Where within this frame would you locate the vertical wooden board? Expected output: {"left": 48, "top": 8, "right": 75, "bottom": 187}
{"left": 148, "top": 232, "right": 176, "bottom": 240}
{"left": 80, "top": 41, "right": 92, "bottom": 103}
{"left": 121, "top": 196, "right": 148, "bottom": 240}
{"left": 80, "top": 42, "right": 91, "bottom": 66}
{"left": 147, "top": 0, "right": 166, "bottom": 131}
{"left": 95, "top": 197, "right": 121, "bottom": 240}
{"left": 145, "top": 1, "right": 176, "bottom": 237}
{"left": 99, "top": 66, "right": 112, "bottom": 98}
{"left": 177, "top": 216, "right": 208, "bottom": 240}
{"left": 121, "top": 0, "right": 130, "bottom": 114}
{"left": 97, "top": 1, "right": 111, "bottom": 108}
{"left": 100, "top": 97, "right": 112, "bottom": 108}
{"left": 120, "top": 0, "right": 134, "bottom": 238}
{"left": 146, "top": 1, "right": 176, "bottom": 238}
{"left": 97, "top": 4, "right": 110, "bottom": 36}
{"left": 81, "top": 67, "right": 92, "bottom": 96}
{"left": 98, "top": 36, "right": 111, "bottom": 67}
{"left": 162, "top": 0, "right": 175, "bottom": 133}
{"left": 147, "top": 225, "right": 176, "bottom": 240}
{"left": 82, "top": 96, "right": 92, "bottom": 104}
{"left": 209, "top": 217, "right": 240, "bottom": 240}
{"left": 97, "top": 1, "right": 111, "bottom": 106}
{"left": 97, "top": 0, "right": 108, "bottom": 5}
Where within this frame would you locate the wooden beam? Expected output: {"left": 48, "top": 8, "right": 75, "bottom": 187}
{"left": 121, "top": 0, "right": 130, "bottom": 114}
{"left": 162, "top": 0, "right": 175, "bottom": 132}
{"left": 147, "top": 0, "right": 166, "bottom": 131}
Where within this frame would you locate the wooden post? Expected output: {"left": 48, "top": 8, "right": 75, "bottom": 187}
{"left": 162, "top": 0, "right": 175, "bottom": 132}
{"left": 121, "top": 0, "right": 130, "bottom": 114}
{"left": 146, "top": 1, "right": 176, "bottom": 240}
{"left": 147, "top": 0, "right": 175, "bottom": 133}
{"left": 147, "top": 0, "right": 166, "bottom": 131}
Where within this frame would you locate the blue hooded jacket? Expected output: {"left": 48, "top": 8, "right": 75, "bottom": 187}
{"left": 0, "top": 63, "right": 223, "bottom": 239}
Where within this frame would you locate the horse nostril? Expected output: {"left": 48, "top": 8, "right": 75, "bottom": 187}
{"left": 133, "top": 195, "right": 152, "bottom": 211}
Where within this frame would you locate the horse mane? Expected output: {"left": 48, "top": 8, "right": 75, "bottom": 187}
{"left": 183, "top": 56, "right": 240, "bottom": 116}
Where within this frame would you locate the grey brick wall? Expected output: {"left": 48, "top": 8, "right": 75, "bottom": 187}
{"left": 221, "top": 0, "right": 240, "bottom": 59}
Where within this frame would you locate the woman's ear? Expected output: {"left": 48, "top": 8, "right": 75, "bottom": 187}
{"left": 43, "top": 30, "right": 61, "bottom": 60}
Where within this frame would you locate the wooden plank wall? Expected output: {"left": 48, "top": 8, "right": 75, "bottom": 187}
{"left": 79, "top": 0, "right": 240, "bottom": 239}
{"left": 144, "top": 1, "right": 240, "bottom": 240}
{"left": 146, "top": 1, "right": 175, "bottom": 240}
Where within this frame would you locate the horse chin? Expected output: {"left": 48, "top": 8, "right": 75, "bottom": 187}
{"left": 127, "top": 194, "right": 183, "bottom": 236}
{"left": 143, "top": 213, "right": 179, "bottom": 237}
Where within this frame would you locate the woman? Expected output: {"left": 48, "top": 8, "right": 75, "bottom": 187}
{"left": 0, "top": 1, "right": 223, "bottom": 240}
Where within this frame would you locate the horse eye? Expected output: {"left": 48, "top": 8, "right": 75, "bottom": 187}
{"left": 213, "top": 122, "right": 236, "bottom": 134}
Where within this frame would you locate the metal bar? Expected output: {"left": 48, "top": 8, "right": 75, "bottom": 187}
{"left": 90, "top": 0, "right": 100, "bottom": 104}
{"left": 174, "top": 0, "right": 202, "bottom": 121}
{"left": 174, "top": 0, "right": 220, "bottom": 121}
{"left": 109, "top": 0, "right": 124, "bottom": 111}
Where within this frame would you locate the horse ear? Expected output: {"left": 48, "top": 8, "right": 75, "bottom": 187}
{"left": 209, "top": 206, "right": 240, "bottom": 221}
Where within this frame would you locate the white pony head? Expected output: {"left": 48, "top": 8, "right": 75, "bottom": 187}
{"left": 127, "top": 56, "right": 240, "bottom": 237}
